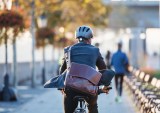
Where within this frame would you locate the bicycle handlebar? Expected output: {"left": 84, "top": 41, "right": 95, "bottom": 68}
{"left": 98, "top": 86, "right": 112, "bottom": 95}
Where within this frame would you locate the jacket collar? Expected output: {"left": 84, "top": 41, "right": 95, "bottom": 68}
{"left": 75, "top": 42, "right": 90, "bottom": 46}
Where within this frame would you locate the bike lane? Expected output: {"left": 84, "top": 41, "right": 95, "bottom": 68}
{"left": 11, "top": 87, "right": 137, "bottom": 113}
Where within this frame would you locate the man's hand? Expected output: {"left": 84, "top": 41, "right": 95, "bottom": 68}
{"left": 58, "top": 88, "right": 65, "bottom": 95}
{"left": 101, "top": 86, "right": 112, "bottom": 94}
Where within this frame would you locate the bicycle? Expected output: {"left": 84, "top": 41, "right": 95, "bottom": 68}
{"left": 73, "top": 86, "right": 112, "bottom": 113}
{"left": 73, "top": 96, "right": 89, "bottom": 113}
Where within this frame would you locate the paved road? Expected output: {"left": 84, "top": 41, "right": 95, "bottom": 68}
{"left": 11, "top": 87, "right": 138, "bottom": 113}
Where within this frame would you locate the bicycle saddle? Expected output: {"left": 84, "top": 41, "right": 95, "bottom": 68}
{"left": 73, "top": 96, "right": 89, "bottom": 101}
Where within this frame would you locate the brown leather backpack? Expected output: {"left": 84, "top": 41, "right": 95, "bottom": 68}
{"left": 64, "top": 46, "right": 102, "bottom": 96}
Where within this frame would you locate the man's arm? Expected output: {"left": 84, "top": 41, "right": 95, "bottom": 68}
{"left": 123, "top": 53, "right": 129, "bottom": 72}
{"left": 124, "top": 53, "right": 129, "bottom": 64}
{"left": 59, "top": 47, "right": 70, "bottom": 74}
{"left": 60, "top": 59, "right": 67, "bottom": 74}
{"left": 96, "top": 49, "right": 106, "bottom": 70}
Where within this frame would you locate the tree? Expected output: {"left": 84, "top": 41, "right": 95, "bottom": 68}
{"left": 12, "top": 5, "right": 30, "bottom": 87}
{"left": 15, "top": 0, "right": 111, "bottom": 86}
{"left": 17, "top": 0, "right": 63, "bottom": 87}
{"left": 48, "top": 0, "right": 111, "bottom": 33}
{"left": 36, "top": 27, "right": 54, "bottom": 84}
{"left": 47, "top": 0, "right": 111, "bottom": 47}
{"left": 18, "top": 0, "right": 111, "bottom": 41}
{"left": 0, "top": 10, "right": 25, "bottom": 101}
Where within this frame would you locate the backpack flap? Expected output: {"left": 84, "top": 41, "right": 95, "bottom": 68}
{"left": 68, "top": 62, "right": 102, "bottom": 85}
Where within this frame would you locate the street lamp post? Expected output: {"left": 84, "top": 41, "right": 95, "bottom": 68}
{"left": 0, "top": 0, "right": 17, "bottom": 101}
{"left": 37, "top": 13, "right": 47, "bottom": 85}
{"left": 30, "top": 0, "right": 36, "bottom": 88}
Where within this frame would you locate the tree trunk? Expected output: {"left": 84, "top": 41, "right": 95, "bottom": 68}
{"left": 42, "top": 46, "right": 46, "bottom": 84}
{"left": 4, "top": 31, "right": 8, "bottom": 78}
{"left": 12, "top": 39, "right": 17, "bottom": 87}
{"left": 30, "top": 1, "right": 36, "bottom": 88}
{"left": 51, "top": 45, "right": 55, "bottom": 73}
{"left": 4, "top": 30, "right": 10, "bottom": 90}
{"left": 52, "top": 45, "right": 54, "bottom": 62}
{"left": 43, "top": 47, "right": 46, "bottom": 70}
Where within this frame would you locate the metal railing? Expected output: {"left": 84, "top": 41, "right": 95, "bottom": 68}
{"left": 124, "top": 67, "right": 160, "bottom": 113}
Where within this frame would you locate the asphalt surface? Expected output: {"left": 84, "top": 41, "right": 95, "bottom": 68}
{"left": 0, "top": 85, "right": 138, "bottom": 113}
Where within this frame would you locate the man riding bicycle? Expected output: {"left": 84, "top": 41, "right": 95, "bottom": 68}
{"left": 60, "top": 25, "right": 115, "bottom": 113}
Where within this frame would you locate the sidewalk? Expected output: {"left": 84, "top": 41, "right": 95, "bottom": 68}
{"left": 0, "top": 61, "right": 58, "bottom": 113}
{"left": 7, "top": 86, "right": 138, "bottom": 113}
{"left": 0, "top": 86, "right": 47, "bottom": 113}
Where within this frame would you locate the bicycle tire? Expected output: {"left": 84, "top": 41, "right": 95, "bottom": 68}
{"left": 74, "top": 109, "right": 86, "bottom": 113}
{"left": 74, "top": 111, "right": 86, "bottom": 113}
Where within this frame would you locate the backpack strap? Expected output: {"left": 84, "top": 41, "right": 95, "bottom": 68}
{"left": 65, "top": 46, "right": 72, "bottom": 69}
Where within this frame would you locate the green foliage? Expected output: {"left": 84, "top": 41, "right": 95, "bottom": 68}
{"left": 18, "top": 0, "right": 63, "bottom": 17}
{"left": 36, "top": 27, "right": 54, "bottom": 48}
{"left": 48, "top": 10, "right": 62, "bottom": 27}
{"left": 48, "top": 0, "right": 111, "bottom": 32}
{"left": 153, "top": 71, "right": 160, "bottom": 79}
{"left": 140, "top": 68, "right": 160, "bottom": 79}
{"left": 0, "top": 29, "right": 4, "bottom": 44}
{"left": 0, "top": 35, "right": 3, "bottom": 45}
{"left": 0, "top": 10, "right": 24, "bottom": 29}
{"left": 17, "top": 0, "right": 111, "bottom": 45}
{"left": 0, "top": 10, "right": 25, "bottom": 45}
{"left": 17, "top": 0, "right": 111, "bottom": 31}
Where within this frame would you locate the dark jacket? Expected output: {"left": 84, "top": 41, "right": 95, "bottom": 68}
{"left": 44, "top": 42, "right": 114, "bottom": 89}
{"left": 111, "top": 50, "right": 129, "bottom": 74}
{"left": 60, "top": 42, "right": 106, "bottom": 74}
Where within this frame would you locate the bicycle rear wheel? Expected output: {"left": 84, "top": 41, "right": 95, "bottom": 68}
{"left": 74, "top": 109, "right": 86, "bottom": 113}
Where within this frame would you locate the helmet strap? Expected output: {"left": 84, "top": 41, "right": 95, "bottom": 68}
{"left": 78, "top": 38, "right": 91, "bottom": 44}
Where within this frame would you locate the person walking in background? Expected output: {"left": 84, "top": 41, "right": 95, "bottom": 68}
{"left": 105, "top": 50, "right": 111, "bottom": 69}
{"left": 111, "top": 41, "right": 129, "bottom": 103}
